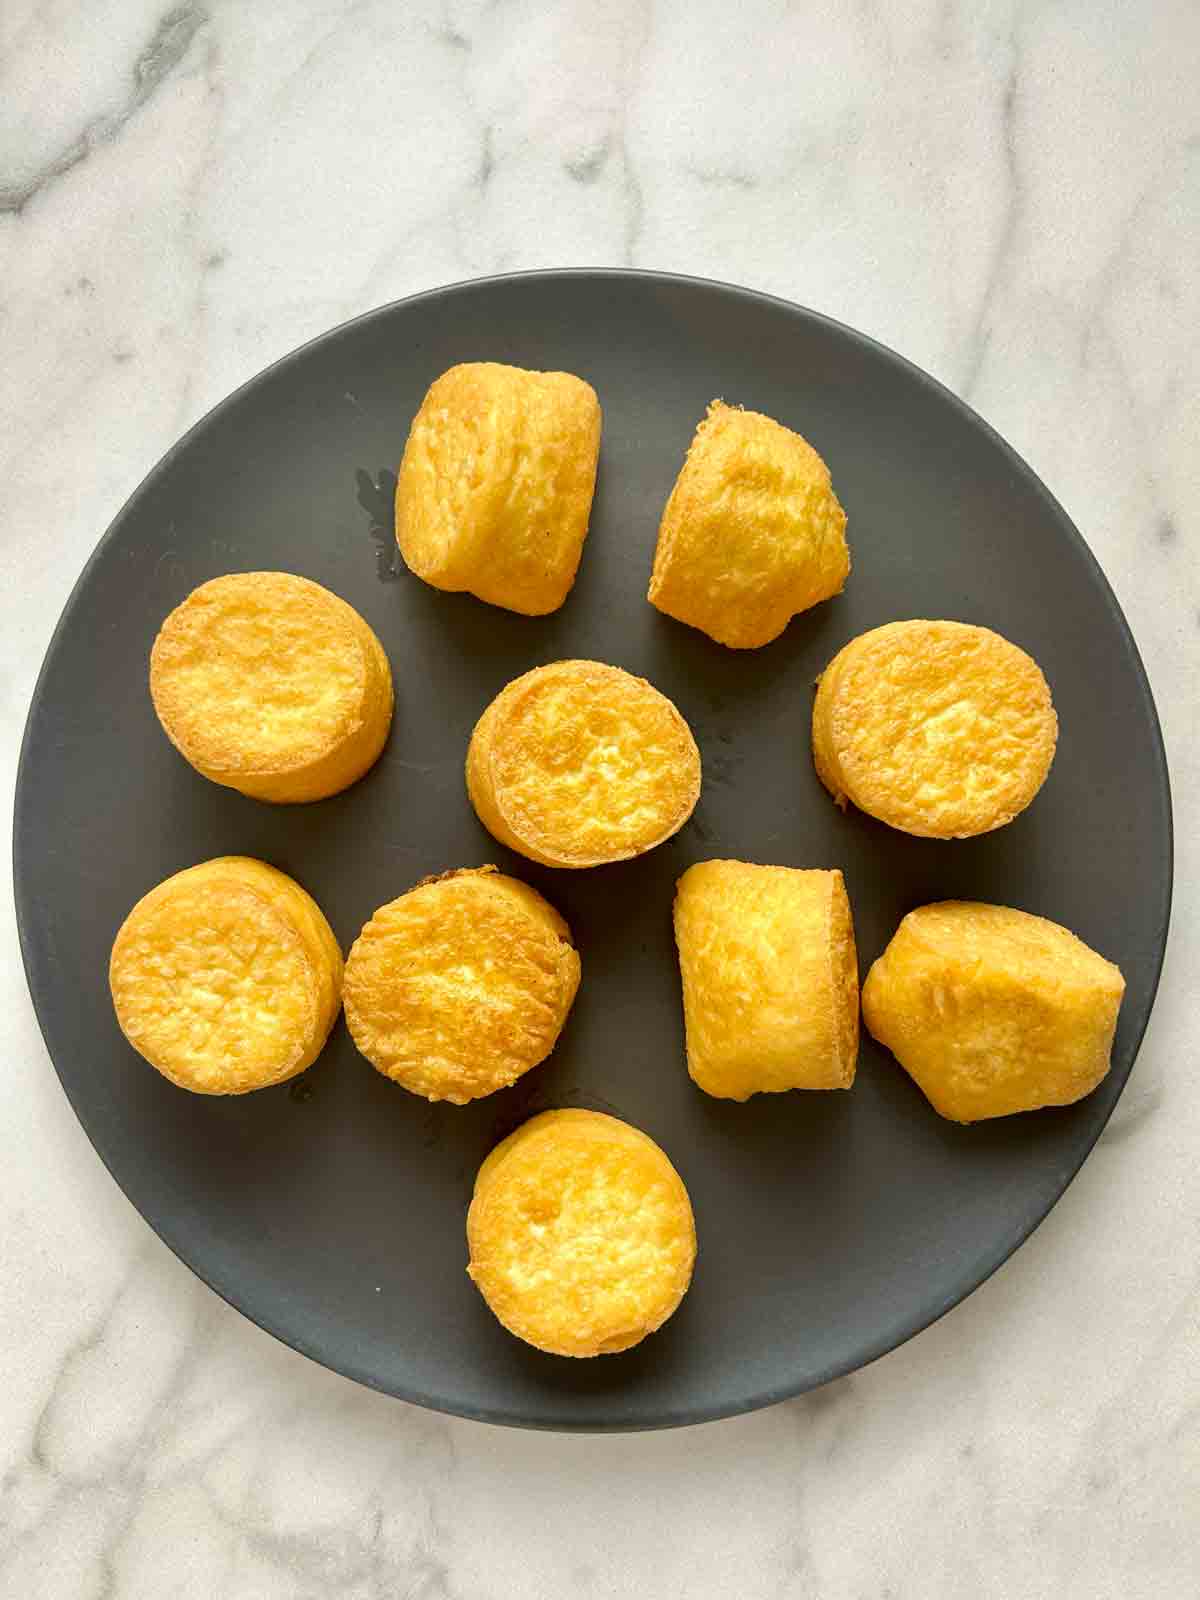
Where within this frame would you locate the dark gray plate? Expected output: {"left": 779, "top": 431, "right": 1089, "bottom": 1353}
{"left": 14, "top": 271, "right": 1172, "bottom": 1430}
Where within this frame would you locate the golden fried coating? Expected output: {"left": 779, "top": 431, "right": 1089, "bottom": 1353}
{"left": 673, "top": 860, "right": 859, "bottom": 1100}
{"left": 395, "top": 362, "right": 602, "bottom": 616}
{"left": 343, "top": 867, "right": 580, "bottom": 1104}
{"left": 467, "top": 1109, "right": 696, "bottom": 1357}
{"left": 466, "top": 660, "right": 701, "bottom": 868}
{"left": 110, "top": 856, "right": 343, "bottom": 1094}
{"left": 151, "top": 572, "right": 393, "bottom": 804}
{"left": 647, "top": 400, "right": 850, "bottom": 649}
{"left": 812, "top": 620, "right": 1057, "bottom": 838}
{"left": 862, "top": 901, "right": 1125, "bottom": 1123}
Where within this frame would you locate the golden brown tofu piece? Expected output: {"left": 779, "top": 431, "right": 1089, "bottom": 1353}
{"left": 648, "top": 400, "right": 850, "bottom": 648}
{"left": 343, "top": 867, "right": 580, "bottom": 1104}
{"left": 673, "top": 860, "right": 859, "bottom": 1100}
{"left": 395, "top": 361, "right": 602, "bottom": 616}
{"left": 862, "top": 901, "right": 1125, "bottom": 1122}
{"left": 467, "top": 1109, "right": 696, "bottom": 1357}
{"left": 812, "top": 619, "right": 1057, "bottom": 838}
{"left": 466, "top": 659, "right": 701, "bottom": 868}
{"left": 151, "top": 572, "right": 393, "bottom": 804}
{"left": 110, "top": 856, "right": 343, "bottom": 1094}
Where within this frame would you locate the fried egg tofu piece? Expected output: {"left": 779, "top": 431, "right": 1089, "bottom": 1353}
{"left": 647, "top": 400, "right": 850, "bottom": 649}
{"left": 673, "top": 860, "right": 859, "bottom": 1100}
{"left": 151, "top": 572, "right": 393, "bottom": 804}
{"left": 467, "top": 1109, "right": 696, "bottom": 1357}
{"left": 395, "top": 362, "right": 602, "bottom": 616}
{"left": 862, "top": 901, "right": 1125, "bottom": 1123}
{"left": 812, "top": 619, "right": 1057, "bottom": 838}
{"left": 343, "top": 867, "right": 580, "bottom": 1104}
{"left": 466, "top": 660, "right": 701, "bottom": 868}
{"left": 110, "top": 856, "right": 343, "bottom": 1094}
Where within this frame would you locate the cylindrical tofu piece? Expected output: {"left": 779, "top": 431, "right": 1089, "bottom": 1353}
{"left": 343, "top": 867, "right": 580, "bottom": 1104}
{"left": 110, "top": 856, "right": 343, "bottom": 1094}
{"left": 862, "top": 901, "right": 1125, "bottom": 1123}
{"left": 673, "top": 860, "right": 859, "bottom": 1100}
{"left": 395, "top": 361, "right": 602, "bottom": 616}
{"left": 648, "top": 401, "right": 850, "bottom": 649}
{"left": 467, "top": 1109, "right": 696, "bottom": 1357}
{"left": 466, "top": 660, "right": 701, "bottom": 868}
{"left": 812, "top": 619, "right": 1057, "bottom": 838}
{"left": 151, "top": 572, "right": 393, "bottom": 803}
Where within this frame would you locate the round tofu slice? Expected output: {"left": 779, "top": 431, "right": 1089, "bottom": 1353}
{"left": 343, "top": 867, "right": 580, "bottom": 1104}
{"left": 673, "top": 860, "right": 859, "bottom": 1100}
{"left": 862, "top": 901, "right": 1125, "bottom": 1123}
{"left": 151, "top": 572, "right": 394, "bottom": 804}
{"left": 812, "top": 619, "right": 1057, "bottom": 838}
{"left": 395, "top": 361, "right": 602, "bottom": 616}
{"left": 648, "top": 400, "right": 850, "bottom": 649}
{"left": 110, "top": 856, "right": 343, "bottom": 1094}
{"left": 466, "top": 659, "right": 701, "bottom": 868}
{"left": 467, "top": 1109, "right": 696, "bottom": 1357}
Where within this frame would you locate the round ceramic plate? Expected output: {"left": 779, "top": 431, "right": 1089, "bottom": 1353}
{"left": 14, "top": 271, "right": 1172, "bottom": 1430}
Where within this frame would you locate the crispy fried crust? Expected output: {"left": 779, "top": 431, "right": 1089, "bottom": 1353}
{"left": 109, "top": 856, "right": 343, "bottom": 1094}
{"left": 395, "top": 362, "right": 602, "bottom": 616}
{"left": 862, "top": 901, "right": 1125, "bottom": 1123}
{"left": 812, "top": 619, "right": 1057, "bottom": 838}
{"left": 673, "top": 860, "right": 859, "bottom": 1099}
{"left": 466, "top": 1109, "right": 696, "bottom": 1357}
{"left": 343, "top": 867, "right": 580, "bottom": 1104}
{"left": 648, "top": 400, "right": 850, "bottom": 649}
{"left": 466, "top": 660, "right": 701, "bottom": 868}
{"left": 150, "top": 572, "right": 393, "bottom": 804}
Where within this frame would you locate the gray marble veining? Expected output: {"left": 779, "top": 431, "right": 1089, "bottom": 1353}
{"left": 1, "top": 2, "right": 1197, "bottom": 1595}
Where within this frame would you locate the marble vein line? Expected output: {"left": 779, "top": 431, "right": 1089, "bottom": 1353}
{"left": 617, "top": 1, "right": 652, "bottom": 264}
{"left": 564, "top": 134, "right": 612, "bottom": 185}
{"left": 0, "top": 3, "right": 209, "bottom": 216}
{"left": 960, "top": 33, "right": 1023, "bottom": 401}
{"left": 0, "top": 1247, "right": 214, "bottom": 1591}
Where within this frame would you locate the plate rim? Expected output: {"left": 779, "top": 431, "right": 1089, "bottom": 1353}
{"left": 13, "top": 267, "right": 1175, "bottom": 1431}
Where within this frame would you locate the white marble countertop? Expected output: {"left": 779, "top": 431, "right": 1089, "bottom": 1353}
{"left": 2, "top": 3, "right": 1197, "bottom": 1595}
